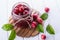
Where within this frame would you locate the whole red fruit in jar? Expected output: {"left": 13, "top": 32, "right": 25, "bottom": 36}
{"left": 19, "top": 6, "right": 24, "bottom": 13}
{"left": 13, "top": 7, "right": 19, "bottom": 15}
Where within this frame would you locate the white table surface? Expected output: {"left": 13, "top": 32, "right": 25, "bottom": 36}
{"left": 0, "top": 0, "right": 60, "bottom": 40}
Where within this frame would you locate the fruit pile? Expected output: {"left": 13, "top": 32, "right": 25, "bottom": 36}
{"left": 12, "top": 2, "right": 31, "bottom": 20}
{"left": 2, "top": 2, "right": 55, "bottom": 40}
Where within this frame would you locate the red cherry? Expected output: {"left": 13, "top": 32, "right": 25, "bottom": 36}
{"left": 19, "top": 6, "right": 24, "bottom": 13}
{"left": 45, "top": 7, "right": 50, "bottom": 13}
{"left": 13, "top": 7, "right": 19, "bottom": 15}
{"left": 37, "top": 17, "right": 43, "bottom": 24}
{"left": 41, "top": 34, "right": 46, "bottom": 39}
{"left": 31, "top": 21, "right": 37, "bottom": 28}
{"left": 33, "top": 14, "right": 38, "bottom": 20}
{"left": 32, "top": 21, "right": 37, "bottom": 26}
{"left": 31, "top": 23, "right": 35, "bottom": 28}
{"left": 23, "top": 10, "right": 29, "bottom": 15}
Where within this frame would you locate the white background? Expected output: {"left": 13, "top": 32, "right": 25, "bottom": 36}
{"left": 0, "top": 0, "right": 60, "bottom": 40}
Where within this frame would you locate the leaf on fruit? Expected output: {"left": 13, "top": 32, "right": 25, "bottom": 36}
{"left": 46, "top": 24, "right": 55, "bottom": 35}
{"left": 36, "top": 24, "right": 44, "bottom": 33}
{"left": 2, "top": 24, "right": 13, "bottom": 31}
{"left": 8, "top": 30, "right": 16, "bottom": 40}
{"left": 40, "top": 13, "right": 48, "bottom": 20}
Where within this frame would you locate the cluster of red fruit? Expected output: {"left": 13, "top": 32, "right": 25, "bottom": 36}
{"left": 31, "top": 14, "right": 43, "bottom": 28}
{"left": 12, "top": 3, "right": 30, "bottom": 15}
{"left": 31, "top": 7, "right": 50, "bottom": 28}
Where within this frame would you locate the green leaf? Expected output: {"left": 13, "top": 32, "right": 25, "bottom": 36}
{"left": 2, "top": 24, "right": 13, "bottom": 31}
{"left": 46, "top": 24, "right": 55, "bottom": 35}
{"left": 40, "top": 13, "right": 48, "bottom": 20}
{"left": 36, "top": 24, "right": 44, "bottom": 33}
{"left": 8, "top": 30, "right": 16, "bottom": 40}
